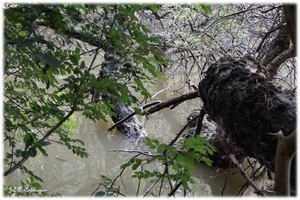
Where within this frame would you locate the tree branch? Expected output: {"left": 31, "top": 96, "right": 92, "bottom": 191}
{"left": 146, "top": 91, "right": 199, "bottom": 114}
{"left": 107, "top": 91, "right": 199, "bottom": 132}
{"left": 36, "top": 21, "right": 101, "bottom": 48}
{"left": 194, "top": 107, "right": 205, "bottom": 136}
{"left": 204, "top": 5, "right": 265, "bottom": 32}
{"left": 142, "top": 174, "right": 164, "bottom": 197}
{"left": 256, "top": 23, "right": 283, "bottom": 53}
{"left": 274, "top": 130, "right": 296, "bottom": 196}
{"left": 4, "top": 95, "right": 80, "bottom": 176}
{"left": 229, "top": 154, "right": 267, "bottom": 197}
{"left": 168, "top": 114, "right": 198, "bottom": 147}
{"left": 266, "top": 46, "right": 295, "bottom": 80}
{"left": 108, "top": 149, "right": 158, "bottom": 157}
{"left": 167, "top": 181, "right": 182, "bottom": 196}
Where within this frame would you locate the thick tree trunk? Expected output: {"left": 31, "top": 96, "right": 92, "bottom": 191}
{"left": 283, "top": 4, "right": 296, "bottom": 48}
{"left": 198, "top": 57, "right": 296, "bottom": 192}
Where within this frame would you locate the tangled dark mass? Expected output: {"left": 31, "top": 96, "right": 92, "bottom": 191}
{"left": 198, "top": 57, "right": 296, "bottom": 192}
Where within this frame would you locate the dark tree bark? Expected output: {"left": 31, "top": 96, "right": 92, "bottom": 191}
{"left": 198, "top": 57, "right": 296, "bottom": 192}
{"left": 261, "top": 24, "right": 290, "bottom": 67}
{"left": 283, "top": 4, "right": 296, "bottom": 49}
{"left": 255, "top": 6, "right": 296, "bottom": 80}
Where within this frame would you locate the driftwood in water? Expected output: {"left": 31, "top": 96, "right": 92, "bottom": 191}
{"left": 198, "top": 57, "right": 296, "bottom": 193}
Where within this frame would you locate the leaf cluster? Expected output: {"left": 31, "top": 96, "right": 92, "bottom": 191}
{"left": 118, "top": 136, "right": 215, "bottom": 193}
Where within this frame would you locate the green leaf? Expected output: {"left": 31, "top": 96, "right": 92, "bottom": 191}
{"left": 157, "top": 143, "right": 178, "bottom": 155}
{"left": 69, "top": 55, "right": 79, "bottom": 65}
{"left": 36, "top": 145, "right": 48, "bottom": 156}
{"left": 132, "top": 159, "right": 142, "bottom": 170}
{"left": 120, "top": 158, "right": 134, "bottom": 169}
{"left": 39, "top": 140, "right": 51, "bottom": 146}
{"left": 24, "top": 133, "right": 34, "bottom": 150}
{"left": 103, "top": 4, "right": 111, "bottom": 11}
{"left": 15, "top": 149, "right": 24, "bottom": 157}
{"left": 133, "top": 107, "right": 143, "bottom": 115}
{"left": 145, "top": 137, "right": 157, "bottom": 149}
{"left": 31, "top": 182, "right": 41, "bottom": 189}
{"left": 132, "top": 4, "right": 144, "bottom": 11}
{"left": 199, "top": 156, "right": 213, "bottom": 166}
{"left": 180, "top": 172, "right": 191, "bottom": 190}
{"left": 28, "top": 147, "right": 37, "bottom": 157}
{"left": 26, "top": 170, "right": 44, "bottom": 183}
{"left": 172, "top": 163, "right": 179, "bottom": 170}
{"left": 95, "top": 191, "right": 106, "bottom": 197}
{"left": 147, "top": 5, "right": 159, "bottom": 13}
{"left": 74, "top": 47, "right": 80, "bottom": 55}
{"left": 207, "top": 148, "right": 214, "bottom": 155}
{"left": 200, "top": 4, "right": 212, "bottom": 15}
{"left": 184, "top": 157, "right": 194, "bottom": 171}
{"left": 21, "top": 151, "right": 30, "bottom": 159}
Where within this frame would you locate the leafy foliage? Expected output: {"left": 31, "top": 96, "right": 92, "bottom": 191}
{"left": 4, "top": 3, "right": 169, "bottom": 195}
{"left": 5, "top": 2, "right": 293, "bottom": 197}
{"left": 115, "top": 136, "right": 215, "bottom": 193}
{"left": 92, "top": 175, "right": 124, "bottom": 197}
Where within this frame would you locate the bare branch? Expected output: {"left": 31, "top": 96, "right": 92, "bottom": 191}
{"left": 266, "top": 46, "right": 295, "bottom": 80}
{"left": 168, "top": 114, "right": 198, "bottom": 147}
{"left": 229, "top": 154, "right": 267, "bottom": 197}
{"left": 142, "top": 174, "right": 164, "bottom": 197}
{"left": 108, "top": 149, "right": 158, "bottom": 157}
{"left": 167, "top": 181, "right": 182, "bottom": 197}
{"left": 194, "top": 107, "right": 206, "bottom": 136}
{"left": 256, "top": 23, "right": 283, "bottom": 53}
{"left": 146, "top": 91, "right": 199, "bottom": 114}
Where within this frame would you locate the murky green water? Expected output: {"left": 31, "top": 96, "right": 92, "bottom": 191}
{"left": 4, "top": 65, "right": 249, "bottom": 197}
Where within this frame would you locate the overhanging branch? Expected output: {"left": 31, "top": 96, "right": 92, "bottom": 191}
{"left": 266, "top": 46, "right": 295, "bottom": 80}
{"left": 36, "top": 21, "right": 102, "bottom": 48}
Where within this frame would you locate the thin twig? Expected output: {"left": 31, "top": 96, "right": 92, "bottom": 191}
{"left": 136, "top": 164, "right": 144, "bottom": 197}
{"left": 147, "top": 91, "right": 199, "bottom": 114}
{"left": 168, "top": 114, "right": 198, "bottom": 146}
{"left": 142, "top": 174, "right": 164, "bottom": 197}
{"left": 158, "top": 171, "right": 165, "bottom": 196}
{"left": 90, "top": 183, "right": 103, "bottom": 196}
{"left": 204, "top": 5, "right": 265, "bottom": 32}
{"left": 194, "top": 107, "right": 206, "bottom": 136}
{"left": 108, "top": 149, "right": 158, "bottom": 157}
{"left": 167, "top": 181, "right": 182, "bottom": 197}
{"left": 4, "top": 95, "right": 80, "bottom": 176}
{"left": 234, "top": 182, "right": 249, "bottom": 196}
{"left": 221, "top": 167, "right": 230, "bottom": 196}
{"left": 256, "top": 22, "right": 283, "bottom": 53}
{"left": 110, "top": 154, "right": 140, "bottom": 192}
